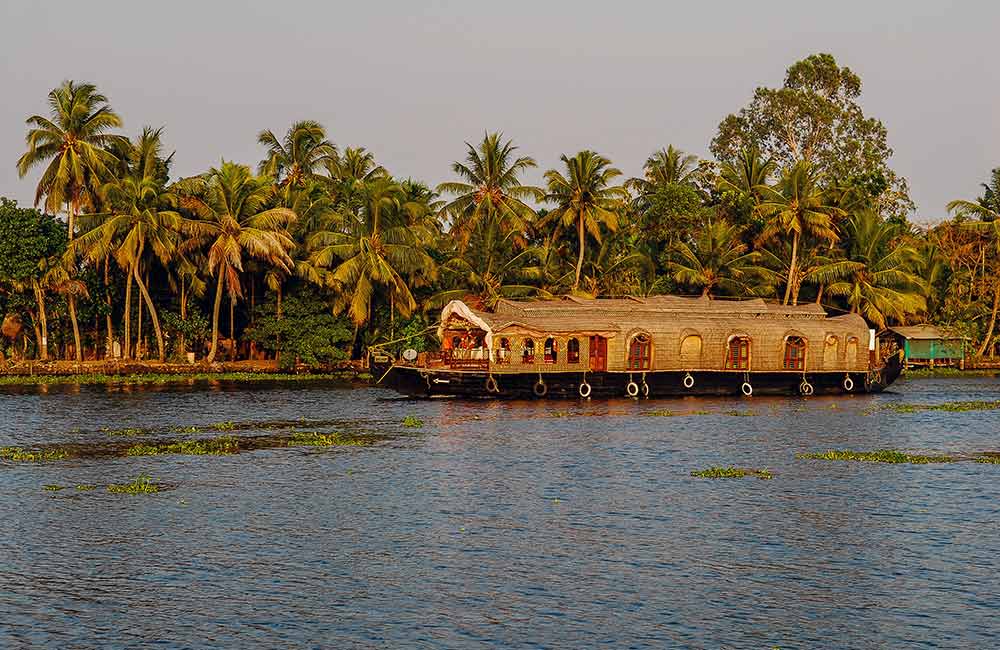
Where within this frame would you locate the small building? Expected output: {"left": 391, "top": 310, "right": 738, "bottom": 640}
{"left": 879, "top": 325, "right": 966, "bottom": 369}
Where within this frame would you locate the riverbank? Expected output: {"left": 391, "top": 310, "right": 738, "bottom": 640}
{"left": 0, "top": 360, "right": 370, "bottom": 386}
{"left": 901, "top": 367, "right": 1000, "bottom": 379}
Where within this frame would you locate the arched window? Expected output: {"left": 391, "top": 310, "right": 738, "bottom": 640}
{"left": 726, "top": 336, "right": 751, "bottom": 370}
{"left": 522, "top": 338, "right": 535, "bottom": 364}
{"left": 846, "top": 337, "right": 859, "bottom": 364}
{"left": 680, "top": 334, "right": 702, "bottom": 366}
{"left": 627, "top": 333, "right": 652, "bottom": 370}
{"left": 451, "top": 336, "right": 462, "bottom": 349}
{"left": 567, "top": 338, "right": 580, "bottom": 364}
{"left": 496, "top": 337, "right": 511, "bottom": 364}
{"left": 783, "top": 336, "right": 807, "bottom": 370}
{"left": 544, "top": 337, "right": 558, "bottom": 363}
{"left": 824, "top": 335, "right": 839, "bottom": 368}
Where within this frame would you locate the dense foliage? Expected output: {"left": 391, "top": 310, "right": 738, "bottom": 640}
{"left": 3, "top": 53, "right": 998, "bottom": 365}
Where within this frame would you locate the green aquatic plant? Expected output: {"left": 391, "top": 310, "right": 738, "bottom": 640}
{"left": 974, "top": 455, "right": 1000, "bottom": 464}
{"left": 287, "top": 431, "right": 376, "bottom": 447}
{"left": 43, "top": 484, "right": 65, "bottom": 491}
{"left": 125, "top": 436, "right": 240, "bottom": 457}
{"left": 211, "top": 421, "right": 237, "bottom": 431}
{"left": 691, "top": 466, "right": 773, "bottom": 480}
{"left": 796, "top": 449, "right": 956, "bottom": 464}
{"left": 883, "top": 400, "right": 1000, "bottom": 414}
{"left": 644, "top": 409, "right": 675, "bottom": 417}
{"left": 103, "top": 427, "right": 147, "bottom": 437}
{"left": 107, "top": 475, "right": 160, "bottom": 494}
{"left": 725, "top": 409, "right": 757, "bottom": 417}
{"left": 402, "top": 416, "right": 424, "bottom": 428}
{"left": 75, "top": 484, "right": 96, "bottom": 491}
{"left": 1, "top": 446, "right": 70, "bottom": 462}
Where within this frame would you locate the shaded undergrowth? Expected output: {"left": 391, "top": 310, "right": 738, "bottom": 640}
{"left": 691, "top": 466, "right": 773, "bottom": 480}
{"left": 0, "top": 372, "right": 364, "bottom": 387}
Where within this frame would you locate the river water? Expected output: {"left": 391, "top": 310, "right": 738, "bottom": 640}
{"left": 1, "top": 376, "right": 998, "bottom": 649}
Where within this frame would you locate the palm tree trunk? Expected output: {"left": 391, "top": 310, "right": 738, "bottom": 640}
{"left": 178, "top": 279, "right": 187, "bottom": 358}
{"left": 574, "top": 214, "right": 585, "bottom": 291}
{"left": 136, "top": 277, "right": 144, "bottom": 359}
{"left": 229, "top": 295, "right": 235, "bottom": 361}
{"left": 33, "top": 281, "right": 49, "bottom": 361}
{"left": 783, "top": 232, "right": 800, "bottom": 306}
{"left": 104, "top": 256, "right": 114, "bottom": 359}
{"left": 123, "top": 266, "right": 134, "bottom": 360}
{"left": 66, "top": 201, "right": 82, "bottom": 362}
{"left": 133, "top": 264, "right": 166, "bottom": 362}
{"left": 275, "top": 284, "right": 282, "bottom": 364}
{"left": 976, "top": 283, "right": 1000, "bottom": 357}
{"left": 207, "top": 274, "right": 225, "bottom": 363}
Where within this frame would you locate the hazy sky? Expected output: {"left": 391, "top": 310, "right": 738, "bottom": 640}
{"left": 2, "top": 0, "right": 997, "bottom": 222}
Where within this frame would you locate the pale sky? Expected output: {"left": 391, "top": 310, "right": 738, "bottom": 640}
{"left": 2, "top": 0, "right": 997, "bottom": 223}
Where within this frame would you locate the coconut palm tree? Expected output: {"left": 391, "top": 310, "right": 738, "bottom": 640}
{"left": 308, "top": 178, "right": 435, "bottom": 336}
{"left": 754, "top": 161, "right": 843, "bottom": 305}
{"left": 628, "top": 145, "right": 701, "bottom": 196}
{"left": 257, "top": 120, "right": 338, "bottom": 189}
{"left": 175, "top": 161, "right": 297, "bottom": 363}
{"left": 811, "top": 210, "right": 926, "bottom": 329}
{"left": 543, "top": 151, "right": 629, "bottom": 291}
{"left": 437, "top": 132, "right": 542, "bottom": 250}
{"left": 669, "top": 219, "right": 772, "bottom": 297}
{"left": 76, "top": 128, "right": 194, "bottom": 361}
{"left": 16, "top": 81, "right": 127, "bottom": 361}
{"left": 717, "top": 144, "right": 776, "bottom": 204}
{"left": 947, "top": 169, "right": 1000, "bottom": 355}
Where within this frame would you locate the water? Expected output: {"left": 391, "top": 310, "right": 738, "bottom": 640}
{"left": 1, "top": 376, "right": 999, "bottom": 649}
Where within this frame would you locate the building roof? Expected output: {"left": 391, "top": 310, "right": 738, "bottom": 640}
{"left": 885, "top": 324, "right": 966, "bottom": 340}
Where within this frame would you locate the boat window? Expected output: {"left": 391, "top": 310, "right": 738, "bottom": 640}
{"left": 783, "top": 336, "right": 807, "bottom": 370}
{"left": 495, "top": 337, "right": 511, "bottom": 364}
{"left": 823, "top": 335, "right": 839, "bottom": 368}
{"left": 522, "top": 338, "right": 535, "bottom": 364}
{"left": 627, "top": 333, "right": 652, "bottom": 370}
{"left": 567, "top": 338, "right": 580, "bottom": 363}
{"left": 543, "top": 337, "right": 558, "bottom": 363}
{"left": 680, "top": 334, "right": 702, "bottom": 366}
{"left": 726, "top": 336, "right": 751, "bottom": 370}
{"left": 846, "top": 337, "right": 859, "bottom": 363}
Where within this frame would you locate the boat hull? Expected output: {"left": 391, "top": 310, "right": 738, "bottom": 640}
{"left": 376, "top": 357, "right": 902, "bottom": 399}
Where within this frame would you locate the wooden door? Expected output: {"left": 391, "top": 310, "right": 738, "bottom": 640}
{"left": 589, "top": 335, "right": 607, "bottom": 372}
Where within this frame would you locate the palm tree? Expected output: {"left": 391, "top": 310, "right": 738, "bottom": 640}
{"left": 16, "top": 80, "right": 127, "bottom": 361}
{"left": 628, "top": 145, "right": 700, "bottom": 196}
{"left": 175, "top": 161, "right": 297, "bottom": 363}
{"left": 717, "top": 144, "right": 776, "bottom": 205}
{"left": 947, "top": 169, "right": 1000, "bottom": 355}
{"left": 309, "top": 178, "right": 435, "bottom": 337}
{"left": 755, "top": 161, "right": 843, "bottom": 305}
{"left": 811, "top": 210, "right": 926, "bottom": 329}
{"left": 669, "top": 219, "right": 772, "bottom": 297}
{"left": 76, "top": 128, "right": 192, "bottom": 361}
{"left": 437, "top": 132, "right": 542, "bottom": 250}
{"left": 258, "top": 120, "right": 338, "bottom": 188}
{"left": 543, "top": 151, "right": 629, "bottom": 291}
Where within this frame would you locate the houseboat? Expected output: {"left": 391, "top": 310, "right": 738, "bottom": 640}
{"left": 375, "top": 295, "right": 903, "bottom": 399}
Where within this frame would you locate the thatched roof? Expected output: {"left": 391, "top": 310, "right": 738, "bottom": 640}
{"left": 885, "top": 324, "right": 966, "bottom": 341}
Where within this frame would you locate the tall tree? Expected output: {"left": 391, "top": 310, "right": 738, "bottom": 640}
{"left": 947, "top": 168, "right": 1000, "bottom": 356}
{"left": 755, "top": 162, "right": 843, "bottom": 305}
{"left": 16, "top": 80, "right": 126, "bottom": 361}
{"left": 308, "top": 178, "right": 435, "bottom": 343}
{"left": 668, "top": 219, "right": 771, "bottom": 297}
{"left": 257, "top": 120, "right": 338, "bottom": 189}
{"left": 812, "top": 210, "right": 926, "bottom": 328}
{"left": 543, "top": 151, "right": 628, "bottom": 291}
{"left": 76, "top": 128, "right": 192, "bottom": 361}
{"left": 437, "top": 132, "right": 542, "bottom": 250}
{"left": 175, "top": 162, "right": 297, "bottom": 363}
{"left": 711, "top": 53, "right": 911, "bottom": 218}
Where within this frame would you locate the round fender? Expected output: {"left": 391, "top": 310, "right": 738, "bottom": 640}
{"left": 683, "top": 373, "right": 695, "bottom": 389}
{"left": 641, "top": 382, "right": 650, "bottom": 398}
{"left": 486, "top": 375, "right": 499, "bottom": 393}
{"left": 578, "top": 382, "right": 592, "bottom": 398}
{"left": 843, "top": 376, "right": 854, "bottom": 392}
{"left": 626, "top": 381, "right": 640, "bottom": 398}
{"left": 533, "top": 378, "right": 547, "bottom": 397}
{"left": 800, "top": 381, "right": 814, "bottom": 396}
{"left": 741, "top": 381, "right": 753, "bottom": 397}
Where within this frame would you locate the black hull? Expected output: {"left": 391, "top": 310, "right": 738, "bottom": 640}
{"left": 376, "top": 358, "right": 902, "bottom": 400}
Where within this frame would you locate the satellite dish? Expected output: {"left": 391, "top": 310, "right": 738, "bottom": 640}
{"left": 402, "top": 348, "right": 418, "bottom": 362}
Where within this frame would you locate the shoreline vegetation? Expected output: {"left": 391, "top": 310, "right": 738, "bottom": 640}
{"left": 3, "top": 53, "right": 1000, "bottom": 372}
